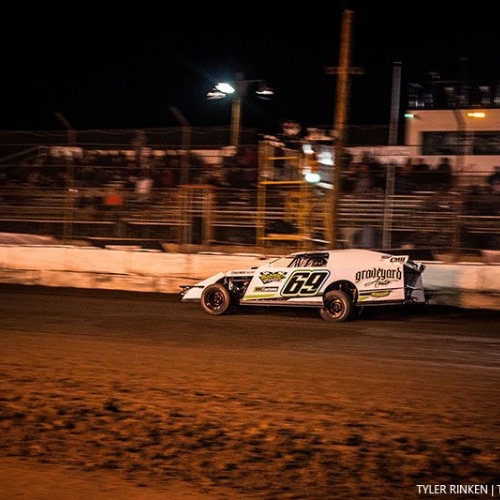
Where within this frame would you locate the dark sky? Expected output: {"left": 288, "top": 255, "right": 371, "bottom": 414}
{"left": 2, "top": 2, "right": 499, "bottom": 134}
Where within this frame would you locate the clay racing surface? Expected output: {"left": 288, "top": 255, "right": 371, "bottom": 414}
{"left": 0, "top": 285, "right": 499, "bottom": 499}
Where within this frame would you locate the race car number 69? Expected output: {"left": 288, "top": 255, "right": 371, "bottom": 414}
{"left": 281, "top": 270, "right": 330, "bottom": 297}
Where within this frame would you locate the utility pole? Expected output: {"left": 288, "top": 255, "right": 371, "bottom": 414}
{"left": 389, "top": 61, "right": 402, "bottom": 145}
{"left": 325, "top": 9, "right": 360, "bottom": 247}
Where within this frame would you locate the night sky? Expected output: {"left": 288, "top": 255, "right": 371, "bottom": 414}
{"left": 2, "top": 1, "right": 498, "bottom": 134}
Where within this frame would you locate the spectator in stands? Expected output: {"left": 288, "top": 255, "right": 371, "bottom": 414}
{"left": 353, "top": 162, "right": 374, "bottom": 193}
{"left": 413, "top": 157, "right": 433, "bottom": 190}
{"left": 226, "top": 164, "right": 246, "bottom": 188}
{"left": 395, "top": 158, "right": 415, "bottom": 194}
{"left": 278, "top": 120, "right": 303, "bottom": 150}
{"left": 135, "top": 174, "right": 154, "bottom": 204}
{"left": 434, "top": 157, "right": 453, "bottom": 191}
{"left": 487, "top": 166, "right": 500, "bottom": 193}
{"left": 359, "top": 153, "right": 385, "bottom": 192}
{"left": 27, "top": 169, "right": 42, "bottom": 187}
{"left": 464, "top": 185, "right": 489, "bottom": 216}
{"left": 159, "top": 167, "right": 176, "bottom": 189}
{"left": 238, "top": 147, "right": 258, "bottom": 186}
{"left": 341, "top": 162, "right": 356, "bottom": 193}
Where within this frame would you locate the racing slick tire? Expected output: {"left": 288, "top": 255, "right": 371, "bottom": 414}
{"left": 319, "top": 290, "right": 352, "bottom": 322}
{"left": 201, "top": 283, "right": 233, "bottom": 315}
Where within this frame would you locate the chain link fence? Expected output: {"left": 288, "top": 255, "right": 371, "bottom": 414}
{"left": 0, "top": 128, "right": 499, "bottom": 260}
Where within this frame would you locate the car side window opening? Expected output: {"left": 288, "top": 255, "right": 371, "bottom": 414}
{"left": 312, "top": 258, "right": 326, "bottom": 267}
{"left": 288, "top": 254, "right": 328, "bottom": 267}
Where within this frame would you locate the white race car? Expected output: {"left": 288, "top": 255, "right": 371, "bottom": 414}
{"left": 180, "top": 249, "right": 426, "bottom": 322}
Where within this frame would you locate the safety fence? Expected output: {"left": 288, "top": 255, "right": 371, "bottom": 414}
{"left": 0, "top": 184, "right": 498, "bottom": 258}
{"left": 0, "top": 138, "right": 499, "bottom": 259}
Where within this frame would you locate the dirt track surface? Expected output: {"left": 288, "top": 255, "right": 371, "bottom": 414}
{"left": 0, "top": 285, "right": 500, "bottom": 499}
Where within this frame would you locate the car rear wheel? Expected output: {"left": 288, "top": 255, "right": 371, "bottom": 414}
{"left": 201, "top": 283, "right": 232, "bottom": 315}
{"left": 320, "top": 290, "right": 352, "bottom": 322}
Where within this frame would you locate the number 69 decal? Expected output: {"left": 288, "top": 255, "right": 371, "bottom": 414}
{"left": 281, "top": 270, "right": 330, "bottom": 297}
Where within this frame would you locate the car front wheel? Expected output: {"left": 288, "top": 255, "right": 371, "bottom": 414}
{"left": 320, "top": 290, "right": 352, "bottom": 322}
{"left": 201, "top": 283, "right": 232, "bottom": 315}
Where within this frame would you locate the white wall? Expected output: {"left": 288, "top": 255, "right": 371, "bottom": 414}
{"left": 0, "top": 245, "right": 499, "bottom": 310}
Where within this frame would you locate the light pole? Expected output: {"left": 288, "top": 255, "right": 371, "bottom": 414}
{"left": 231, "top": 73, "right": 244, "bottom": 149}
{"left": 207, "top": 73, "right": 273, "bottom": 150}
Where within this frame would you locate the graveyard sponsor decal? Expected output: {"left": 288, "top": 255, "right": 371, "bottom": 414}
{"left": 355, "top": 266, "right": 402, "bottom": 288}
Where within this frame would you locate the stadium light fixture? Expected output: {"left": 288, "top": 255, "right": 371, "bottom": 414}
{"left": 207, "top": 73, "right": 273, "bottom": 149}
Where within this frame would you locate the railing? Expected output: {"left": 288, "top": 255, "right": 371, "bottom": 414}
{"left": 1, "top": 185, "right": 499, "bottom": 258}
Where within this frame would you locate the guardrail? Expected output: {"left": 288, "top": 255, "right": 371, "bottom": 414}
{"left": 0, "top": 245, "right": 499, "bottom": 311}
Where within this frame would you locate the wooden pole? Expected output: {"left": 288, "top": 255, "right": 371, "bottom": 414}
{"left": 329, "top": 9, "right": 354, "bottom": 248}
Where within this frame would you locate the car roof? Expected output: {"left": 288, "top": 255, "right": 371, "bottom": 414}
{"left": 290, "top": 249, "right": 391, "bottom": 259}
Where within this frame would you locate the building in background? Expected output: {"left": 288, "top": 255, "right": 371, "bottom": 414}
{"left": 403, "top": 71, "right": 500, "bottom": 187}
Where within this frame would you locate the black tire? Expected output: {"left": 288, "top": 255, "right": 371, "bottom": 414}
{"left": 319, "top": 290, "right": 352, "bottom": 322}
{"left": 201, "top": 283, "right": 232, "bottom": 315}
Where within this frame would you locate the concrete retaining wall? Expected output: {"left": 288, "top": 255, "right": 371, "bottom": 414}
{"left": 0, "top": 245, "right": 499, "bottom": 310}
